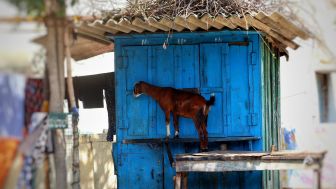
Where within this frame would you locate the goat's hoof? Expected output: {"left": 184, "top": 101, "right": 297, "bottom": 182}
{"left": 200, "top": 148, "right": 208, "bottom": 152}
{"left": 174, "top": 135, "right": 179, "bottom": 139}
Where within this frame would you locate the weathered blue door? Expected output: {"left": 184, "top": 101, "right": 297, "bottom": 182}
{"left": 123, "top": 46, "right": 151, "bottom": 138}
{"left": 200, "top": 43, "right": 257, "bottom": 137}
{"left": 226, "top": 43, "right": 256, "bottom": 136}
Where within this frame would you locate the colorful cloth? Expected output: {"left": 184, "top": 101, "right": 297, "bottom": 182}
{"left": 18, "top": 114, "right": 49, "bottom": 189}
{"left": 0, "top": 73, "right": 25, "bottom": 139}
{"left": 0, "top": 139, "right": 20, "bottom": 188}
{"left": 24, "top": 79, "right": 45, "bottom": 132}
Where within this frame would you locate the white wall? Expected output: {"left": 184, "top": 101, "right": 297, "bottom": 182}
{"left": 280, "top": 1, "right": 336, "bottom": 188}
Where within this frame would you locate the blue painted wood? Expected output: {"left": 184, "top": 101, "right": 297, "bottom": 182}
{"left": 111, "top": 31, "right": 271, "bottom": 189}
{"left": 117, "top": 143, "right": 163, "bottom": 189}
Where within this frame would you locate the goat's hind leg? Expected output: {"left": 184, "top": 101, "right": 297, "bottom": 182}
{"left": 173, "top": 113, "right": 179, "bottom": 138}
{"left": 165, "top": 111, "right": 171, "bottom": 139}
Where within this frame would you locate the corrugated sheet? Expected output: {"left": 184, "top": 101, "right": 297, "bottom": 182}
{"left": 76, "top": 12, "right": 309, "bottom": 52}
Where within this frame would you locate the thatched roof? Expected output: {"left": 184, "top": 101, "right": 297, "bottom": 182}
{"left": 72, "top": 0, "right": 310, "bottom": 58}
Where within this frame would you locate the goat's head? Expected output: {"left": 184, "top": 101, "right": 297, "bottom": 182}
{"left": 133, "top": 81, "right": 145, "bottom": 98}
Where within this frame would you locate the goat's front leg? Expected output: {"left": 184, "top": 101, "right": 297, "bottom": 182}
{"left": 173, "top": 113, "right": 179, "bottom": 138}
{"left": 165, "top": 111, "right": 170, "bottom": 138}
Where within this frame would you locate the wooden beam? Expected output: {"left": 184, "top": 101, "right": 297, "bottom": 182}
{"left": 132, "top": 18, "right": 158, "bottom": 32}
{"left": 176, "top": 160, "right": 321, "bottom": 172}
{"left": 255, "top": 12, "right": 296, "bottom": 40}
{"left": 76, "top": 33, "right": 111, "bottom": 45}
{"left": 245, "top": 16, "right": 299, "bottom": 49}
{"left": 77, "top": 28, "right": 110, "bottom": 44}
{"left": 174, "top": 16, "right": 198, "bottom": 31}
{"left": 200, "top": 14, "right": 224, "bottom": 30}
{"left": 270, "top": 12, "right": 310, "bottom": 40}
{"left": 187, "top": 14, "right": 209, "bottom": 30}
{"left": 147, "top": 17, "right": 170, "bottom": 31}
{"left": 174, "top": 173, "right": 182, "bottom": 189}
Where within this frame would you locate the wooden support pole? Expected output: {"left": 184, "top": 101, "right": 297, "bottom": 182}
{"left": 174, "top": 172, "right": 182, "bottom": 189}
{"left": 314, "top": 169, "right": 322, "bottom": 189}
{"left": 65, "top": 24, "right": 81, "bottom": 189}
{"left": 182, "top": 172, "right": 188, "bottom": 189}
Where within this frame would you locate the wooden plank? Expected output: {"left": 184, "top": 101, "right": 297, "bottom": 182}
{"left": 200, "top": 14, "right": 224, "bottom": 30}
{"left": 174, "top": 16, "right": 198, "bottom": 31}
{"left": 187, "top": 14, "right": 209, "bottom": 30}
{"left": 175, "top": 160, "right": 321, "bottom": 172}
{"left": 314, "top": 169, "right": 322, "bottom": 189}
{"left": 270, "top": 12, "right": 310, "bottom": 40}
{"left": 160, "top": 18, "right": 185, "bottom": 32}
{"left": 123, "top": 136, "right": 260, "bottom": 144}
{"left": 119, "top": 19, "right": 145, "bottom": 33}
{"left": 255, "top": 12, "right": 296, "bottom": 40}
{"left": 269, "top": 150, "right": 326, "bottom": 157}
{"left": 76, "top": 33, "right": 111, "bottom": 45}
{"left": 214, "top": 15, "right": 237, "bottom": 29}
{"left": 132, "top": 18, "right": 158, "bottom": 32}
{"left": 77, "top": 28, "right": 111, "bottom": 44}
{"left": 106, "top": 19, "right": 131, "bottom": 33}
{"left": 147, "top": 17, "right": 170, "bottom": 31}
{"left": 245, "top": 15, "right": 299, "bottom": 49}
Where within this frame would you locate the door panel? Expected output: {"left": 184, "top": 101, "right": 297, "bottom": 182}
{"left": 118, "top": 144, "right": 163, "bottom": 189}
{"left": 174, "top": 45, "right": 200, "bottom": 137}
{"left": 151, "top": 46, "right": 175, "bottom": 137}
{"left": 228, "top": 45, "right": 251, "bottom": 136}
{"left": 124, "top": 46, "right": 150, "bottom": 137}
{"left": 200, "top": 44, "right": 226, "bottom": 136}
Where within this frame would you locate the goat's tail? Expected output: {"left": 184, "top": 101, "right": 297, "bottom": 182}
{"left": 206, "top": 93, "right": 215, "bottom": 107}
{"left": 204, "top": 93, "right": 215, "bottom": 115}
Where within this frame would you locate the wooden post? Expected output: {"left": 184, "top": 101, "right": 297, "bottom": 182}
{"left": 182, "top": 172, "right": 188, "bottom": 189}
{"left": 44, "top": 0, "right": 67, "bottom": 188}
{"left": 65, "top": 24, "right": 81, "bottom": 189}
{"left": 175, "top": 172, "right": 182, "bottom": 189}
{"left": 314, "top": 169, "right": 322, "bottom": 189}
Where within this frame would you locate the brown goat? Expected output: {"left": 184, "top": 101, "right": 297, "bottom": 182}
{"left": 133, "top": 81, "right": 215, "bottom": 151}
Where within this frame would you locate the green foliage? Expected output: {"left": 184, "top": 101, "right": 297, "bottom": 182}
{"left": 5, "top": 0, "right": 78, "bottom": 17}
{"left": 6, "top": 0, "right": 45, "bottom": 17}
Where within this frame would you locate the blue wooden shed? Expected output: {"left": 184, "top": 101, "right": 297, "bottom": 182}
{"left": 77, "top": 12, "right": 308, "bottom": 189}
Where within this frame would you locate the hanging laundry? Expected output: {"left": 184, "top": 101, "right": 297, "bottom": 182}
{"left": 68, "top": 72, "right": 116, "bottom": 140}
{"left": 18, "top": 114, "right": 49, "bottom": 189}
{"left": 0, "top": 73, "right": 25, "bottom": 139}
{"left": 105, "top": 73, "right": 116, "bottom": 141}
{"left": 0, "top": 73, "right": 25, "bottom": 188}
{"left": 24, "top": 79, "right": 45, "bottom": 134}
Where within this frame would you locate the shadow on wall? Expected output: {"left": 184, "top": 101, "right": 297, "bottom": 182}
{"left": 65, "top": 133, "right": 117, "bottom": 189}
